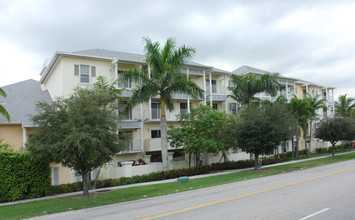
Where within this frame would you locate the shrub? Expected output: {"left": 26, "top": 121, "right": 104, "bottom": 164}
{"left": 0, "top": 151, "right": 51, "bottom": 202}
{"left": 48, "top": 157, "right": 284, "bottom": 195}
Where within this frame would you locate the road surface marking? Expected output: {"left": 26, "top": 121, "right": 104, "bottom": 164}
{"left": 299, "top": 208, "right": 329, "bottom": 220}
{"left": 139, "top": 168, "right": 355, "bottom": 220}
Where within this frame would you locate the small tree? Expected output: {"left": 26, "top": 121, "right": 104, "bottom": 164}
{"left": 315, "top": 117, "right": 355, "bottom": 157}
{"left": 168, "top": 105, "right": 232, "bottom": 166}
{"left": 234, "top": 103, "right": 296, "bottom": 170}
{"left": 27, "top": 88, "right": 122, "bottom": 196}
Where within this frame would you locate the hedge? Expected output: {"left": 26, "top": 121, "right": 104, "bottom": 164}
{"left": 49, "top": 157, "right": 283, "bottom": 195}
{"left": 0, "top": 151, "right": 51, "bottom": 203}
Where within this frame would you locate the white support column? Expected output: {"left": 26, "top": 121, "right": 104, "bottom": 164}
{"left": 209, "top": 72, "right": 212, "bottom": 107}
{"left": 140, "top": 103, "right": 144, "bottom": 151}
{"left": 22, "top": 127, "right": 26, "bottom": 149}
{"left": 285, "top": 81, "right": 289, "bottom": 99}
{"left": 294, "top": 82, "right": 296, "bottom": 96}
{"left": 187, "top": 68, "right": 190, "bottom": 113}
{"left": 203, "top": 70, "right": 206, "bottom": 105}
{"left": 306, "top": 84, "right": 309, "bottom": 93}
{"left": 224, "top": 74, "right": 227, "bottom": 112}
{"left": 148, "top": 66, "right": 152, "bottom": 119}
{"left": 139, "top": 64, "right": 144, "bottom": 151}
{"left": 114, "top": 62, "right": 118, "bottom": 81}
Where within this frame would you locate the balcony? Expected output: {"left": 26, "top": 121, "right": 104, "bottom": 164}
{"left": 144, "top": 138, "right": 174, "bottom": 152}
{"left": 119, "top": 108, "right": 142, "bottom": 129}
{"left": 206, "top": 85, "right": 226, "bottom": 101}
{"left": 117, "top": 139, "right": 142, "bottom": 154}
{"left": 143, "top": 109, "right": 179, "bottom": 122}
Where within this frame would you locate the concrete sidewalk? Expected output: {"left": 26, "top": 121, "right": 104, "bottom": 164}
{"left": 1, "top": 151, "right": 354, "bottom": 207}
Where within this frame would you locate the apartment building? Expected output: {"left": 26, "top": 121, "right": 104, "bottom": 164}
{"left": 233, "top": 65, "right": 335, "bottom": 153}
{"left": 0, "top": 48, "right": 335, "bottom": 184}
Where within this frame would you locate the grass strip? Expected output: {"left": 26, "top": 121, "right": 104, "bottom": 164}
{"left": 1, "top": 152, "right": 355, "bottom": 220}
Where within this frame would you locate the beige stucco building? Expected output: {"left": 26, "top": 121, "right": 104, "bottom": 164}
{"left": 0, "top": 49, "right": 335, "bottom": 185}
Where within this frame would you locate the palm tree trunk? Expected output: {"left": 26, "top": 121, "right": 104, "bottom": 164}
{"left": 296, "top": 127, "right": 299, "bottom": 158}
{"left": 160, "top": 98, "right": 168, "bottom": 171}
{"left": 309, "top": 121, "right": 312, "bottom": 154}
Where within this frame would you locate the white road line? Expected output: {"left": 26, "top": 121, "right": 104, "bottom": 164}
{"left": 299, "top": 208, "right": 330, "bottom": 220}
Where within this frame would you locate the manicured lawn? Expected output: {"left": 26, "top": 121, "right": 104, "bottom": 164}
{"left": 1, "top": 152, "right": 355, "bottom": 220}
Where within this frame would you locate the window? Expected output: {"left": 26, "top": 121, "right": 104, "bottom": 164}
{"left": 282, "top": 142, "right": 289, "bottom": 153}
{"left": 74, "top": 64, "right": 95, "bottom": 84}
{"left": 81, "top": 65, "right": 90, "bottom": 83}
{"left": 151, "top": 102, "right": 161, "bottom": 119}
{"left": 323, "top": 108, "right": 327, "bottom": 117}
{"left": 180, "top": 103, "right": 188, "bottom": 116}
{"left": 228, "top": 80, "right": 235, "bottom": 88}
{"left": 229, "top": 103, "right": 237, "bottom": 115}
{"left": 151, "top": 130, "right": 161, "bottom": 138}
{"left": 52, "top": 167, "right": 59, "bottom": 185}
{"left": 212, "top": 103, "right": 218, "bottom": 110}
{"left": 117, "top": 70, "right": 131, "bottom": 88}
{"left": 206, "top": 79, "right": 217, "bottom": 93}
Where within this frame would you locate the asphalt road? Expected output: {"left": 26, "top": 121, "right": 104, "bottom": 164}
{"left": 32, "top": 159, "right": 355, "bottom": 220}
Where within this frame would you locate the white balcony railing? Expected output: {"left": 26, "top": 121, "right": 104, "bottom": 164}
{"left": 144, "top": 138, "right": 174, "bottom": 152}
{"left": 118, "top": 139, "right": 142, "bottom": 154}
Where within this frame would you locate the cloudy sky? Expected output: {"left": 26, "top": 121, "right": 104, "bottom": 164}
{"left": 0, "top": 0, "right": 354, "bottom": 98}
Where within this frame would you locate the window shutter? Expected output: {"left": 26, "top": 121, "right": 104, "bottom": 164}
{"left": 74, "top": 64, "right": 79, "bottom": 76}
{"left": 91, "top": 66, "right": 96, "bottom": 77}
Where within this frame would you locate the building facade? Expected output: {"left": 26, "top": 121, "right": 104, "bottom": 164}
{"left": 0, "top": 48, "right": 335, "bottom": 185}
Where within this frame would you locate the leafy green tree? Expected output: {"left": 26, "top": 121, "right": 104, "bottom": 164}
{"left": 335, "top": 94, "right": 355, "bottom": 117}
{"left": 121, "top": 37, "right": 204, "bottom": 170}
{"left": 168, "top": 105, "right": 232, "bottom": 166}
{"left": 315, "top": 117, "right": 355, "bottom": 157}
{"left": 234, "top": 103, "right": 296, "bottom": 170}
{"left": 27, "top": 88, "right": 122, "bottom": 196}
{"left": 288, "top": 95, "right": 312, "bottom": 158}
{"left": 0, "top": 88, "right": 10, "bottom": 122}
{"left": 228, "top": 73, "right": 281, "bottom": 110}
{"left": 306, "top": 93, "right": 327, "bottom": 153}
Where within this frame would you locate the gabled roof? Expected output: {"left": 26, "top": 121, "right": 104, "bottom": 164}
{"left": 40, "top": 49, "right": 212, "bottom": 83}
{"left": 232, "top": 65, "right": 300, "bottom": 81}
{"left": 232, "top": 65, "right": 269, "bottom": 75}
{"left": 73, "top": 49, "right": 146, "bottom": 63}
{"left": 0, "top": 79, "right": 52, "bottom": 127}
{"left": 211, "top": 67, "right": 232, "bottom": 74}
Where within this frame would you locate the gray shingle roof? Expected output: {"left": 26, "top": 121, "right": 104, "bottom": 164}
{"left": 232, "top": 65, "right": 270, "bottom": 75}
{"left": 73, "top": 49, "right": 146, "bottom": 63}
{"left": 0, "top": 79, "right": 52, "bottom": 127}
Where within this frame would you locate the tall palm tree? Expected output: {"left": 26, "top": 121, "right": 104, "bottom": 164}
{"left": 335, "top": 94, "right": 355, "bottom": 117}
{"left": 228, "top": 73, "right": 281, "bottom": 110}
{"left": 288, "top": 95, "right": 312, "bottom": 158}
{"left": 0, "top": 88, "right": 10, "bottom": 122}
{"left": 307, "top": 93, "right": 327, "bottom": 153}
{"left": 121, "top": 37, "right": 204, "bottom": 170}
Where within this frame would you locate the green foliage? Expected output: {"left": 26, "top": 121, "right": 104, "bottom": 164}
{"left": 0, "top": 151, "right": 50, "bottom": 202}
{"left": 315, "top": 117, "right": 355, "bottom": 147}
{"left": 234, "top": 103, "right": 296, "bottom": 169}
{"left": 0, "top": 87, "right": 10, "bottom": 122}
{"left": 48, "top": 157, "right": 283, "bottom": 195}
{"left": 168, "top": 105, "right": 232, "bottom": 155}
{"left": 228, "top": 72, "right": 281, "bottom": 109}
{"left": 27, "top": 87, "right": 123, "bottom": 195}
{"left": 335, "top": 94, "right": 355, "bottom": 117}
{"left": 121, "top": 37, "right": 204, "bottom": 170}
{"left": 0, "top": 138, "right": 13, "bottom": 151}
